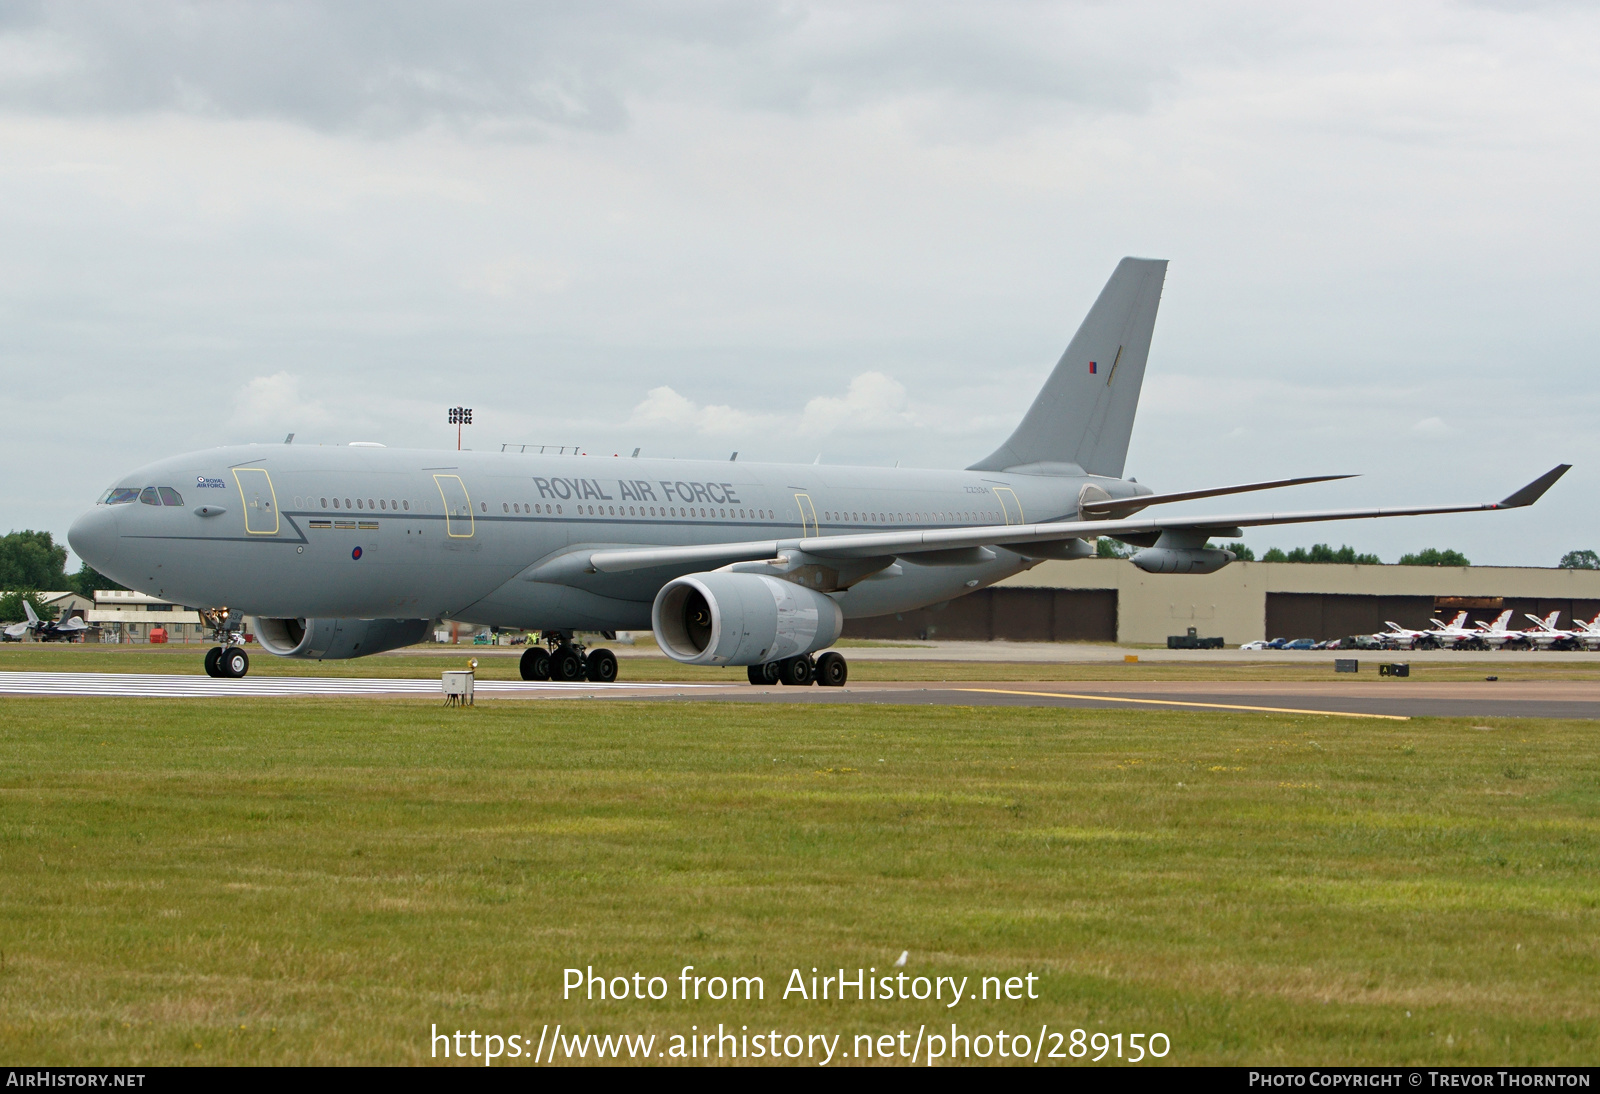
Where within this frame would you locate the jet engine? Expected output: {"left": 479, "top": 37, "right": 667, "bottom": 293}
{"left": 251, "top": 617, "right": 433, "bottom": 660}
{"left": 652, "top": 572, "right": 844, "bottom": 666}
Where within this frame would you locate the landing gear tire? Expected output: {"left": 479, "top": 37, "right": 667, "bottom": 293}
{"left": 778, "top": 655, "right": 814, "bottom": 686}
{"left": 586, "top": 648, "right": 618, "bottom": 683}
{"left": 220, "top": 647, "right": 249, "bottom": 679}
{"left": 747, "top": 662, "right": 781, "bottom": 685}
{"left": 549, "top": 646, "right": 584, "bottom": 682}
{"left": 520, "top": 646, "right": 551, "bottom": 681}
{"left": 204, "top": 646, "right": 223, "bottom": 678}
{"left": 815, "top": 651, "right": 848, "bottom": 687}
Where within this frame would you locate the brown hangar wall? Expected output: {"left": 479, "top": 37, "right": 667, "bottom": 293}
{"left": 843, "top": 587, "right": 1118, "bottom": 643}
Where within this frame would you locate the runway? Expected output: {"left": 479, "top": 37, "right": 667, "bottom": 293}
{"left": 0, "top": 671, "right": 719, "bottom": 698}
{"left": 3, "top": 670, "right": 1598, "bottom": 718}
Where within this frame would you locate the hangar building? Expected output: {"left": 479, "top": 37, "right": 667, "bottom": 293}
{"left": 843, "top": 559, "right": 1600, "bottom": 646}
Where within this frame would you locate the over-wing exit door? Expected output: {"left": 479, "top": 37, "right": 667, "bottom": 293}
{"left": 433, "top": 475, "right": 475, "bottom": 538}
{"left": 993, "top": 487, "right": 1024, "bottom": 525}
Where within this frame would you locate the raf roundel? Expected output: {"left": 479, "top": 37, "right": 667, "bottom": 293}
{"left": 351, "top": 546, "right": 363, "bottom": 560}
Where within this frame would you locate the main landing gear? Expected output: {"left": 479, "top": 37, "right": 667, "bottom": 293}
{"left": 199, "top": 608, "right": 250, "bottom": 678}
{"left": 520, "top": 631, "right": 619, "bottom": 683}
{"left": 747, "top": 651, "right": 848, "bottom": 687}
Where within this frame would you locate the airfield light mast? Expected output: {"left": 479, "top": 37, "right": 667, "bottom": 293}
{"left": 448, "top": 406, "right": 473, "bottom": 451}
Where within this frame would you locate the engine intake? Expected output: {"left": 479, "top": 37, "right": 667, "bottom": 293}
{"left": 252, "top": 617, "right": 432, "bottom": 660}
{"left": 652, "top": 572, "right": 844, "bottom": 666}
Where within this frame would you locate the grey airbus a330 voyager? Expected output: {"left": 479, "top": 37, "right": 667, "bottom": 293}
{"left": 68, "top": 258, "right": 1568, "bottom": 683}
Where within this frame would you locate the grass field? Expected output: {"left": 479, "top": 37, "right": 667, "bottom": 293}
{"left": 7, "top": 642, "right": 1600, "bottom": 684}
{"left": 1, "top": 695, "right": 1596, "bottom": 1066}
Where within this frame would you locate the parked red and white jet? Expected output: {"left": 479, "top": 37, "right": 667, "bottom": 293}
{"left": 1567, "top": 613, "right": 1600, "bottom": 651}
{"left": 1521, "top": 611, "right": 1576, "bottom": 650}
{"left": 1471, "top": 609, "right": 1523, "bottom": 649}
{"left": 1424, "top": 611, "right": 1476, "bottom": 649}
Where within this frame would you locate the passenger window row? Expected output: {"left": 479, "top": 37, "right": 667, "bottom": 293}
{"left": 820, "top": 511, "right": 990, "bottom": 524}
{"left": 558, "top": 504, "right": 773, "bottom": 520}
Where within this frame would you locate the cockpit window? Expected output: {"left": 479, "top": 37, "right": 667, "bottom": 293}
{"left": 158, "top": 487, "right": 184, "bottom": 506}
{"left": 139, "top": 487, "right": 161, "bottom": 506}
{"left": 104, "top": 487, "right": 140, "bottom": 505}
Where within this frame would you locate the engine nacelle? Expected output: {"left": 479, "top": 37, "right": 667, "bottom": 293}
{"left": 1130, "top": 547, "right": 1235, "bottom": 575}
{"left": 251, "top": 617, "right": 432, "bottom": 659}
{"left": 652, "top": 572, "right": 844, "bottom": 666}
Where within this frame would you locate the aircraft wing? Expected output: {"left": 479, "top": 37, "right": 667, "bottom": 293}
{"left": 3, "top": 621, "right": 27, "bottom": 639}
{"left": 585, "top": 465, "right": 1569, "bottom": 575}
{"left": 1078, "top": 473, "right": 1356, "bottom": 518}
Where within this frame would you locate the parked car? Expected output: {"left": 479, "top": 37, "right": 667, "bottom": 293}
{"left": 1265, "top": 637, "right": 1290, "bottom": 649}
{"left": 1239, "top": 640, "right": 1269, "bottom": 650}
{"left": 1285, "top": 638, "right": 1317, "bottom": 650}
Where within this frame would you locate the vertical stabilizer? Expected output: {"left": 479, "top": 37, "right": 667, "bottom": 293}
{"left": 969, "top": 257, "right": 1167, "bottom": 477}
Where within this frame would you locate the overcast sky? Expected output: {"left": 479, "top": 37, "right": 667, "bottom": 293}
{"left": 3, "top": 1, "right": 1598, "bottom": 566}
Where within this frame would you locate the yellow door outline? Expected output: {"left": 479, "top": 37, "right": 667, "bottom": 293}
{"left": 794, "top": 493, "right": 818, "bottom": 537}
{"left": 433, "top": 474, "right": 475, "bottom": 538}
{"left": 232, "top": 467, "right": 280, "bottom": 535}
{"left": 992, "top": 487, "right": 1023, "bottom": 525}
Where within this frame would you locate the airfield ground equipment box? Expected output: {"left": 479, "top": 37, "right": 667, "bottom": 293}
{"left": 1168, "top": 626, "right": 1224, "bottom": 650}
{"left": 1334, "top": 659, "right": 1358, "bottom": 673}
{"left": 442, "top": 670, "right": 475, "bottom": 706}
{"left": 1378, "top": 663, "right": 1410, "bottom": 678}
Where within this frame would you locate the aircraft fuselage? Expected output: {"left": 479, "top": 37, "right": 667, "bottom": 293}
{"left": 68, "top": 444, "right": 1131, "bottom": 633}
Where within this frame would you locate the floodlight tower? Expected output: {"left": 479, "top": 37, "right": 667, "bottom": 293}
{"left": 448, "top": 406, "right": 473, "bottom": 451}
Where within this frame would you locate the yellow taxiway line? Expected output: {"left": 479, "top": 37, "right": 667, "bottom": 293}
{"left": 955, "top": 688, "right": 1410, "bottom": 721}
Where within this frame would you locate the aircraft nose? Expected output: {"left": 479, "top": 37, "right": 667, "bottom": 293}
{"left": 68, "top": 506, "right": 119, "bottom": 571}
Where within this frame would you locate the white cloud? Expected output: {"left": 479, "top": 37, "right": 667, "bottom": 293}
{"left": 799, "top": 370, "right": 914, "bottom": 434}
{"left": 626, "top": 385, "right": 776, "bottom": 436}
{"left": 1411, "top": 415, "right": 1455, "bottom": 437}
{"left": 232, "top": 372, "right": 341, "bottom": 432}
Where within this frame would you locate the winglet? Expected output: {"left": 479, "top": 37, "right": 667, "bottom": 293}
{"left": 1498, "top": 464, "right": 1571, "bottom": 508}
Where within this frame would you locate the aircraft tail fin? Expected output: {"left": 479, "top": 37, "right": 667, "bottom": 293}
{"left": 969, "top": 257, "right": 1168, "bottom": 478}
{"left": 23, "top": 601, "right": 38, "bottom": 625}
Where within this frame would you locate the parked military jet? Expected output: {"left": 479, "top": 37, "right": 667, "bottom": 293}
{"left": 67, "top": 258, "right": 1570, "bottom": 680}
{"left": 1570, "top": 613, "right": 1600, "bottom": 650}
{"left": 3, "top": 600, "right": 89, "bottom": 642}
{"left": 1522, "top": 610, "right": 1578, "bottom": 650}
{"left": 1471, "top": 609, "right": 1525, "bottom": 649}
{"left": 1420, "top": 611, "right": 1477, "bottom": 649}
{"left": 1376, "top": 621, "right": 1429, "bottom": 650}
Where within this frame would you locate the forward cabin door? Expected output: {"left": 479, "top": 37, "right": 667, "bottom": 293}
{"left": 794, "top": 493, "right": 819, "bottom": 537}
{"left": 992, "top": 487, "right": 1024, "bottom": 525}
{"left": 232, "top": 467, "right": 280, "bottom": 535}
{"left": 433, "top": 474, "right": 475, "bottom": 538}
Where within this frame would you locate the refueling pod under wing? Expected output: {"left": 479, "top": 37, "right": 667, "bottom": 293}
{"left": 252, "top": 617, "right": 433, "bottom": 660}
{"left": 652, "top": 572, "right": 844, "bottom": 666}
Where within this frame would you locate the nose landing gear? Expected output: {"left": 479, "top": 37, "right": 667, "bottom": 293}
{"left": 199, "top": 608, "right": 250, "bottom": 678}
{"left": 748, "top": 651, "right": 848, "bottom": 687}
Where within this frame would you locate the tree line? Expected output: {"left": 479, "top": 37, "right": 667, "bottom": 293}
{"left": 1097, "top": 538, "right": 1600, "bottom": 568}
{"left": 0, "top": 530, "right": 123, "bottom": 622}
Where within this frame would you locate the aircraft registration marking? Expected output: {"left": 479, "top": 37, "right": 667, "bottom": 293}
{"left": 956, "top": 687, "right": 1410, "bottom": 721}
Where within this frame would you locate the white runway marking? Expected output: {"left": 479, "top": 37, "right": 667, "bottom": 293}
{"left": 0, "top": 671, "right": 719, "bottom": 698}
